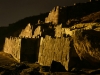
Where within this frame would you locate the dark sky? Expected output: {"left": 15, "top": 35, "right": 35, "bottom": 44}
{"left": 0, "top": 0, "right": 89, "bottom": 27}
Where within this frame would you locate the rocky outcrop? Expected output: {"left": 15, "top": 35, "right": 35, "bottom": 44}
{"left": 71, "top": 23, "right": 100, "bottom": 30}
{"left": 73, "top": 29, "right": 100, "bottom": 68}
{"left": 3, "top": 22, "right": 100, "bottom": 70}
{"left": 81, "top": 11, "right": 100, "bottom": 23}
{"left": 45, "top": 6, "right": 67, "bottom": 25}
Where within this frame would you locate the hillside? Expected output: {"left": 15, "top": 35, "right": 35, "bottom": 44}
{"left": 81, "top": 11, "right": 100, "bottom": 22}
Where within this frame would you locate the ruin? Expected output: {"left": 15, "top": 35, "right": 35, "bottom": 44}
{"left": 4, "top": 22, "right": 100, "bottom": 71}
{"left": 3, "top": 37, "right": 21, "bottom": 62}
{"left": 19, "top": 23, "right": 33, "bottom": 38}
{"left": 2, "top": 0, "right": 100, "bottom": 71}
{"left": 38, "top": 35, "right": 79, "bottom": 71}
{"left": 3, "top": 37, "right": 40, "bottom": 62}
{"left": 45, "top": 6, "right": 60, "bottom": 24}
{"left": 3, "top": 22, "right": 78, "bottom": 71}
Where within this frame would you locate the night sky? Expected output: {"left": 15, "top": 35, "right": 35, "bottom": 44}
{"left": 0, "top": 0, "right": 89, "bottom": 27}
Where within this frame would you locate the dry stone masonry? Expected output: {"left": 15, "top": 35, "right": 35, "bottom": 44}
{"left": 3, "top": 37, "right": 40, "bottom": 63}
{"left": 3, "top": 0, "right": 100, "bottom": 71}
{"left": 3, "top": 20, "right": 100, "bottom": 70}
{"left": 3, "top": 37, "right": 21, "bottom": 62}
{"left": 19, "top": 23, "right": 33, "bottom": 38}
{"left": 32, "top": 26, "right": 42, "bottom": 38}
{"left": 55, "top": 24, "right": 74, "bottom": 37}
{"left": 45, "top": 6, "right": 60, "bottom": 25}
{"left": 38, "top": 35, "right": 78, "bottom": 71}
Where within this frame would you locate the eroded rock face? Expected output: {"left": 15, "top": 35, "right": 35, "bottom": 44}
{"left": 73, "top": 29, "right": 100, "bottom": 68}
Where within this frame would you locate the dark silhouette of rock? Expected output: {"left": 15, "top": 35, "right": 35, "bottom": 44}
{"left": 50, "top": 61, "right": 66, "bottom": 72}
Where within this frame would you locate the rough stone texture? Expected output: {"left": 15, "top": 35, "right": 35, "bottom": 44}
{"left": 19, "top": 23, "right": 33, "bottom": 38}
{"left": 32, "top": 26, "right": 41, "bottom": 38}
{"left": 55, "top": 24, "right": 74, "bottom": 37}
{"left": 70, "top": 23, "right": 100, "bottom": 68}
{"left": 3, "top": 37, "right": 21, "bottom": 62}
{"left": 71, "top": 23, "right": 100, "bottom": 30}
{"left": 3, "top": 37, "right": 40, "bottom": 63}
{"left": 55, "top": 24, "right": 62, "bottom": 37}
{"left": 38, "top": 35, "right": 78, "bottom": 71}
{"left": 45, "top": 6, "right": 60, "bottom": 24}
{"left": 62, "top": 28, "right": 73, "bottom": 36}
{"left": 45, "top": 5, "right": 67, "bottom": 25}
{"left": 73, "top": 29, "right": 100, "bottom": 68}
{"left": 4, "top": 22, "right": 100, "bottom": 69}
{"left": 2, "top": 0, "right": 100, "bottom": 72}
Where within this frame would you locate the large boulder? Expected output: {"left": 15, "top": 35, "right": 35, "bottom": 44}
{"left": 73, "top": 29, "right": 100, "bottom": 68}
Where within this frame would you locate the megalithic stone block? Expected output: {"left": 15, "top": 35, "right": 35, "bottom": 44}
{"left": 38, "top": 36, "right": 80, "bottom": 71}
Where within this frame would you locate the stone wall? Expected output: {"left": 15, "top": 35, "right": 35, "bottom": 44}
{"left": 19, "top": 23, "right": 33, "bottom": 38}
{"left": 62, "top": 28, "right": 74, "bottom": 36}
{"left": 3, "top": 37, "right": 40, "bottom": 63}
{"left": 55, "top": 24, "right": 74, "bottom": 37}
{"left": 55, "top": 24, "right": 62, "bottom": 37}
{"left": 38, "top": 35, "right": 79, "bottom": 71}
{"left": 3, "top": 37, "right": 21, "bottom": 62}
{"left": 45, "top": 6, "right": 67, "bottom": 25}
{"left": 32, "top": 26, "right": 41, "bottom": 38}
{"left": 45, "top": 6, "right": 60, "bottom": 24}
